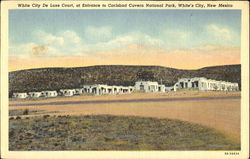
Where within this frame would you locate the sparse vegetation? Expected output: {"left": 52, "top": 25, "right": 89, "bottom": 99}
{"left": 43, "top": 114, "right": 50, "bottom": 118}
{"left": 9, "top": 109, "right": 36, "bottom": 116}
{"left": 23, "top": 109, "right": 29, "bottom": 115}
{"left": 9, "top": 117, "right": 15, "bottom": 120}
{"left": 9, "top": 115, "right": 240, "bottom": 151}
{"left": 9, "top": 109, "right": 58, "bottom": 117}
{"left": 15, "top": 116, "right": 21, "bottom": 120}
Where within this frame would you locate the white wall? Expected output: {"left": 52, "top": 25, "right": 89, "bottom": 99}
{"left": 135, "top": 81, "right": 159, "bottom": 92}
{"left": 175, "top": 77, "right": 239, "bottom": 92}
{"left": 13, "top": 93, "right": 28, "bottom": 99}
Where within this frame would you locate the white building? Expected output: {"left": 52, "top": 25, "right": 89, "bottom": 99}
{"left": 158, "top": 84, "right": 166, "bottom": 93}
{"left": 134, "top": 81, "right": 161, "bottom": 93}
{"left": 28, "top": 92, "right": 42, "bottom": 98}
{"left": 60, "top": 89, "right": 76, "bottom": 96}
{"left": 75, "top": 88, "right": 84, "bottom": 95}
{"left": 12, "top": 93, "right": 28, "bottom": 99}
{"left": 12, "top": 77, "right": 239, "bottom": 99}
{"left": 165, "top": 86, "right": 174, "bottom": 92}
{"left": 82, "top": 84, "right": 134, "bottom": 95}
{"left": 41, "top": 91, "right": 58, "bottom": 97}
{"left": 173, "top": 77, "right": 239, "bottom": 91}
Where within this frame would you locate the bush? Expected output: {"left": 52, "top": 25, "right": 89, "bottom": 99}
{"left": 23, "top": 109, "right": 29, "bottom": 115}
{"left": 43, "top": 115, "right": 50, "bottom": 119}
{"left": 9, "top": 117, "right": 15, "bottom": 120}
{"left": 16, "top": 116, "right": 21, "bottom": 120}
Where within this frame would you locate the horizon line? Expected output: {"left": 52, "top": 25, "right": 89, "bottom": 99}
{"left": 9, "top": 64, "right": 241, "bottom": 73}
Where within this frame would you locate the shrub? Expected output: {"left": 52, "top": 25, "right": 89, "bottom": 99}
{"left": 16, "top": 116, "right": 21, "bottom": 120}
{"left": 23, "top": 109, "right": 29, "bottom": 115}
{"left": 54, "top": 143, "right": 59, "bottom": 146}
{"left": 9, "top": 117, "right": 15, "bottom": 120}
{"left": 43, "top": 115, "right": 50, "bottom": 119}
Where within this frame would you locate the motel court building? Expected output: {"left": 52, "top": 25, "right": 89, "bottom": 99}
{"left": 82, "top": 84, "right": 135, "bottom": 95}
{"left": 12, "top": 92, "right": 28, "bottom": 99}
{"left": 134, "top": 81, "right": 166, "bottom": 93}
{"left": 173, "top": 77, "right": 239, "bottom": 91}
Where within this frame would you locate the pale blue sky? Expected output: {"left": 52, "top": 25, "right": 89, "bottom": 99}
{"left": 9, "top": 9, "right": 241, "bottom": 56}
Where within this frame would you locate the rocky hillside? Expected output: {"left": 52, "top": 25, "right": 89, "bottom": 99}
{"left": 9, "top": 64, "right": 241, "bottom": 96}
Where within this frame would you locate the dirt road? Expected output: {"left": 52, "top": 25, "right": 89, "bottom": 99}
{"left": 10, "top": 96, "right": 240, "bottom": 106}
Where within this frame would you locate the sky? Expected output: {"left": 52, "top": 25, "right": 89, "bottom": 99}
{"left": 9, "top": 10, "right": 241, "bottom": 71}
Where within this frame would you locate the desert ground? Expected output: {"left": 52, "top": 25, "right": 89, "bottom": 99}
{"left": 9, "top": 91, "right": 241, "bottom": 142}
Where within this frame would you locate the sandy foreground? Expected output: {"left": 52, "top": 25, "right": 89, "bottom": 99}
{"left": 9, "top": 91, "right": 241, "bottom": 141}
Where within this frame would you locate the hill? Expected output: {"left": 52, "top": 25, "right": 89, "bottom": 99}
{"left": 9, "top": 64, "right": 241, "bottom": 96}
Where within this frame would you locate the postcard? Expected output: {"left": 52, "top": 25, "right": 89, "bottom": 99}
{"left": 1, "top": 1, "right": 249, "bottom": 159}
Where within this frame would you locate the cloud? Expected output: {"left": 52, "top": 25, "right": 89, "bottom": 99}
{"left": 10, "top": 30, "right": 85, "bottom": 57}
{"left": 9, "top": 26, "right": 239, "bottom": 62}
{"left": 92, "top": 31, "right": 163, "bottom": 51}
{"left": 164, "top": 29, "right": 191, "bottom": 40}
{"left": 161, "top": 29, "right": 193, "bottom": 49}
{"left": 34, "top": 30, "right": 82, "bottom": 46}
{"left": 33, "top": 30, "right": 64, "bottom": 46}
{"left": 206, "top": 24, "right": 234, "bottom": 41}
{"left": 85, "top": 26, "right": 112, "bottom": 40}
{"left": 161, "top": 25, "right": 239, "bottom": 49}
{"left": 9, "top": 42, "right": 36, "bottom": 57}
{"left": 59, "top": 30, "right": 81, "bottom": 44}
{"left": 9, "top": 42, "right": 62, "bottom": 57}
{"left": 194, "top": 45, "right": 240, "bottom": 56}
{"left": 89, "top": 43, "right": 158, "bottom": 57}
{"left": 10, "top": 29, "right": 164, "bottom": 57}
